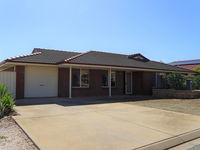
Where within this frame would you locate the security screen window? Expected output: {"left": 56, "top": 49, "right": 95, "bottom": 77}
{"left": 101, "top": 70, "right": 116, "bottom": 87}
{"left": 72, "top": 69, "right": 80, "bottom": 87}
{"left": 72, "top": 69, "right": 89, "bottom": 87}
{"left": 81, "top": 69, "right": 89, "bottom": 87}
{"left": 111, "top": 71, "right": 116, "bottom": 87}
{"left": 101, "top": 70, "right": 108, "bottom": 87}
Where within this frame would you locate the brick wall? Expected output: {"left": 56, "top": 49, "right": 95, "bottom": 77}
{"left": 132, "top": 71, "right": 155, "bottom": 95}
{"left": 58, "top": 69, "right": 125, "bottom": 97}
{"left": 153, "top": 89, "right": 200, "bottom": 99}
{"left": 16, "top": 66, "right": 25, "bottom": 99}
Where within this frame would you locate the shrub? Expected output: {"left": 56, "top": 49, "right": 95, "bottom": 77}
{"left": 194, "top": 67, "right": 200, "bottom": 73}
{"left": 166, "top": 73, "right": 186, "bottom": 90}
{"left": 192, "top": 75, "right": 200, "bottom": 90}
{"left": 0, "top": 84, "right": 14, "bottom": 118}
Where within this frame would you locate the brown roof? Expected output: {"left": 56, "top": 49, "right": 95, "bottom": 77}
{"left": 3, "top": 48, "right": 194, "bottom": 73}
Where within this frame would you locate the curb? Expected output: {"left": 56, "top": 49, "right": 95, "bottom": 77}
{"left": 12, "top": 117, "right": 41, "bottom": 150}
{"left": 134, "top": 128, "right": 200, "bottom": 150}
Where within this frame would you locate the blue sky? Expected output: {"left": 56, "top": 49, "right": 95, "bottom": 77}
{"left": 0, "top": 0, "right": 199, "bottom": 63}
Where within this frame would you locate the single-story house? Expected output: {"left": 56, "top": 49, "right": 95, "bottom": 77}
{"left": 0, "top": 48, "right": 194, "bottom": 99}
{"left": 170, "top": 59, "right": 200, "bottom": 71}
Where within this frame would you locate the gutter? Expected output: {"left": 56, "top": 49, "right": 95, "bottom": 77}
{"left": 1, "top": 60, "right": 196, "bottom": 75}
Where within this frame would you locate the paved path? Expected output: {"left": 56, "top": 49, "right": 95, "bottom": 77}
{"left": 14, "top": 99, "right": 200, "bottom": 150}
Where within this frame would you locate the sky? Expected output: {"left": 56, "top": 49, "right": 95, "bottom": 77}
{"left": 0, "top": 0, "right": 199, "bottom": 63}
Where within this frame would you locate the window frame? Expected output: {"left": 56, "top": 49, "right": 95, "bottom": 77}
{"left": 111, "top": 71, "right": 116, "bottom": 88}
{"left": 72, "top": 69, "right": 89, "bottom": 88}
{"left": 101, "top": 70, "right": 116, "bottom": 88}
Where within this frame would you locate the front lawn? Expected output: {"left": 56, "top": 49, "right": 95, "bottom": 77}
{"left": 124, "top": 98, "right": 200, "bottom": 116}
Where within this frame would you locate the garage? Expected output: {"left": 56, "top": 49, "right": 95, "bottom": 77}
{"left": 25, "top": 66, "right": 58, "bottom": 98}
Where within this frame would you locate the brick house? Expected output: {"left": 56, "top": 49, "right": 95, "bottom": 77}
{"left": 0, "top": 48, "right": 193, "bottom": 99}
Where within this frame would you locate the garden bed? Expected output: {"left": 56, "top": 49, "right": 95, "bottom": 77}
{"left": 153, "top": 89, "right": 200, "bottom": 99}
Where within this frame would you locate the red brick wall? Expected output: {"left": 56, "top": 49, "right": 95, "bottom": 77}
{"left": 132, "top": 71, "right": 155, "bottom": 95}
{"left": 58, "top": 68, "right": 154, "bottom": 97}
{"left": 112, "top": 71, "right": 125, "bottom": 96}
{"left": 58, "top": 68, "right": 69, "bottom": 97}
{"left": 71, "top": 70, "right": 125, "bottom": 97}
{"left": 72, "top": 70, "right": 108, "bottom": 97}
{"left": 16, "top": 66, "right": 25, "bottom": 99}
{"left": 58, "top": 68, "right": 124, "bottom": 97}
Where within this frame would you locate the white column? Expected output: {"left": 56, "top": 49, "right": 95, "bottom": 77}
{"left": 69, "top": 66, "right": 72, "bottom": 98}
{"left": 108, "top": 68, "right": 112, "bottom": 97}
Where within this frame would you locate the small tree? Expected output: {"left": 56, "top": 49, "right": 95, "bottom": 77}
{"left": 192, "top": 75, "right": 200, "bottom": 90}
{"left": 166, "top": 73, "right": 186, "bottom": 90}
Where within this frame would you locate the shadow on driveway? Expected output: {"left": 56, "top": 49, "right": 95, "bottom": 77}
{"left": 15, "top": 95, "right": 156, "bottom": 107}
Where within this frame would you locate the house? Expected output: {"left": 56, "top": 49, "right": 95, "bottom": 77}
{"left": 0, "top": 48, "right": 194, "bottom": 99}
{"left": 170, "top": 59, "right": 200, "bottom": 71}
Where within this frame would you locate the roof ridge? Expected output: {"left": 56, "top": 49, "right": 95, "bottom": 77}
{"left": 64, "top": 51, "right": 92, "bottom": 62}
{"left": 33, "top": 48, "right": 80, "bottom": 54}
{"left": 6, "top": 52, "right": 42, "bottom": 61}
{"left": 89, "top": 50, "right": 128, "bottom": 56}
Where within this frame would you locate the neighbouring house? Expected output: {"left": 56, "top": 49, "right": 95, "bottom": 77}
{"left": 0, "top": 48, "right": 194, "bottom": 99}
{"left": 170, "top": 59, "right": 200, "bottom": 71}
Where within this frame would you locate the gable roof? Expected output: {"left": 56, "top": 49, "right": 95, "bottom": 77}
{"left": 2, "top": 48, "right": 194, "bottom": 73}
{"left": 64, "top": 51, "right": 192, "bottom": 72}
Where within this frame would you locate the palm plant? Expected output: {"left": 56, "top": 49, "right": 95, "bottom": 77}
{"left": 0, "top": 84, "right": 14, "bottom": 118}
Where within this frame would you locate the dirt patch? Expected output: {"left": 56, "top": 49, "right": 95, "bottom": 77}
{"left": 124, "top": 98, "right": 200, "bottom": 116}
{"left": 0, "top": 116, "right": 38, "bottom": 150}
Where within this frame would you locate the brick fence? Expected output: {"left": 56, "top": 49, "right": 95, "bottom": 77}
{"left": 153, "top": 89, "right": 200, "bottom": 99}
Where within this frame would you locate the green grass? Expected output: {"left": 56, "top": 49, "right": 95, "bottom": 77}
{"left": 0, "top": 136, "right": 8, "bottom": 140}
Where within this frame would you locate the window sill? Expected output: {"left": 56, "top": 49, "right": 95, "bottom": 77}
{"left": 72, "top": 86, "right": 90, "bottom": 89}
{"left": 101, "top": 86, "right": 116, "bottom": 89}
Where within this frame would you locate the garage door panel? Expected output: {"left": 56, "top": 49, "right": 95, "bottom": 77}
{"left": 25, "top": 66, "right": 58, "bottom": 98}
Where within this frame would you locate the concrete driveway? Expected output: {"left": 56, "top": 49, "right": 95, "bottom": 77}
{"left": 14, "top": 98, "right": 200, "bottom": 150}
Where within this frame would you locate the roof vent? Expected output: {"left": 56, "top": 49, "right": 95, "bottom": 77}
{"left": 128, "top": 53, "right": 149, "bottom": 62}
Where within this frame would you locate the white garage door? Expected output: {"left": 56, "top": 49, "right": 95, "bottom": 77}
{"left": 25, "top": 66, "right": 58, "bottom": 98}
{"left": 0, "top": 72, "right": 16, "bottom": 98}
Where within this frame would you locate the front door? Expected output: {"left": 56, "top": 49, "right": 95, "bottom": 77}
{"left": 125, "top": 72, "right": 132, "bottom": 94}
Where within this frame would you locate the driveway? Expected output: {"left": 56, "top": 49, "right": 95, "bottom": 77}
{"left": 14, "top": 98, "right": 200, "bottom": 150}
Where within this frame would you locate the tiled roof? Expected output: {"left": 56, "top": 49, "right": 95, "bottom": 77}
{"left": 170, "top": 59, "right": 200, "bottom": 66}
{"left": 177, "top": 64, "right": 200, "bottom": 70}
{"left": 66, "top": 51, "right": 192, "bottom": 72}
{"left": 6, "top": 48, "right": 80, "bottom": 64}
{"left": 4, "top": 48, "right": 194, "bottom": 73}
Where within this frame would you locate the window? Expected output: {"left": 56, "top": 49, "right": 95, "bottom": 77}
{"left": 101, "top": 70, "right": 116, "bottom": 87}
{"left": 81, "top": 69, "right": 89, "bottom": 87}
{"left": 101, "top": 71, "right": 108, "bottom": 87}
{"left": 72, "top": 69, "right": 89, "bottom": 87}
{"left": 111, "top": 72, "right": 116, "bottom": 87}
{"left": 72, "top": 69, "right": 80, "bottom": 87}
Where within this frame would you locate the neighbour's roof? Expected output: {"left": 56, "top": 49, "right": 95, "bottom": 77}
{"left": 177, "top": 64, "right": 200, "bottom": 70}
{"left": 170, "top": 59, "right": 200, "bottom": 66}
{"left": 2, "top": 48, "right": 194, "bottom": 73}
